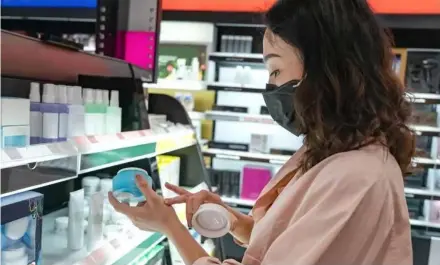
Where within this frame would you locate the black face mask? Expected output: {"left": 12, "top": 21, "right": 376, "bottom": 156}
{"left": 262, "top": 79, "right": 303, "bottom": 136}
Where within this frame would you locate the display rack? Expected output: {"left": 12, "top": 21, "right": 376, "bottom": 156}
{"left": 0, "top": 29, "right": 211, "bottom": 265}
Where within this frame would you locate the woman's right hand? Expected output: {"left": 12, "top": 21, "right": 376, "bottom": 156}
{"left": 164, "top": 183, "right": 226, "bottom": 228}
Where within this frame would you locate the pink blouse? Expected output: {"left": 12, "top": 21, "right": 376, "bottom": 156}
{"left": 194, "top": 144, "right": 413, "bottom": 265}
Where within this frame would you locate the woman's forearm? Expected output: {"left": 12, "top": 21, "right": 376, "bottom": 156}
{"left": 166, "top": 220, "right": 209, "bottom": 265}
{"left": 223, "top": 204, "right": 254, "bottom": 245}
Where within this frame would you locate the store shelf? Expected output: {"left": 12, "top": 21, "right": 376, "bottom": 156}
{"left": 411, "top": 157, "right": 440, "bottom": 168}
{"left": 405, "top": 187, "right": 440, "bottom": 200}
{"left": 207, "top": 82, "right": 265, "bottom": 93}
{"left": 1, "top": 30, "right": 153, "bottom": 84}
{"left": 205, "top": 111, "right": 274, "bottom": 124}
{"left": 143, "top": 79, "right": 206, "bottom": 91}
{"left": 42, "top": 208, "right": 166, "bottom": 265}
{"left": 1, "top": 141, "right": 78, "bottom": 169}
{"left": 410, "top": 219, "right": 440, "bottom": 230}
{"left": 409, "top": 125, "right": 440, "bottom": 137}
{"left": 1, "top": 127, "right": 196, "bottom": 171}
{"left": 203, "top": 148, "right": 290, "bottom": 164}
{"left": 208, "top": 52, "right": 264, "bottom": 64}
{"left": 406, "top": 93, "right": 440, "bottom": 105}
{"left": 222, "top": 196, "right": 256, "bottom": 207}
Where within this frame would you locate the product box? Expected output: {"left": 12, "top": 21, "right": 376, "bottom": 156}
{"left": 1, "top": 97, "right": 30, "bottom": 127}
{"left": 241, "top": 166, "right": 272, "bottom": 200}
{"left": 250, "top": 133, "right": 269, "bottom": 153}
{"left": 2, "top": 125, "right": 30, "bottom": 148}
{"left": 1, "top": 191, "right": 44, "bottom": 265}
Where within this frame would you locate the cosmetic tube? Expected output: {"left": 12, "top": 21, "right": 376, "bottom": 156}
{"left": 86, "top": 192, "right": 104, "bottom": 251}
{"left": 106, "top": 91, "right": 122, "bottom": 134}
{"left": 68, "top": 189, "right": 85, "bottom": 250}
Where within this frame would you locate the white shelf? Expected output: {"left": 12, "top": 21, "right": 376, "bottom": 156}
{"left": 1, "top": 127, "right": 196, "bottom": 170}
{"left": 1, "top": 141, "right": 78, "bottom": 169}
{"left": 412, "top": 157, "right": 440, "bottom": 166}
{"left": 203, "top": 148, "right": 290, "bottom": 164}
{"left": 207, "top": 82, "right": 265, "bottom": 93}
{"left": 205, "top": 110, "right": 275, "bottom": 124}
{"left": 209, "top": 52, "right": 264, "bottom": 60}
{"left": 405, "top": 187, "right": 440, "bottom": 198}
{"left": 42, "top": 208, "right": 166, "bottom": 265}
{"left": 144, "top": 79, "right": 206, "bottom": 91}
{"left": 222, "top": 196, "right": 256, "bottom": 207}
{"left": 410, "top": 219, "right": 440, "bottom": 229}
{"left": 408, "top": 124, "right": 440, "bottom": 136}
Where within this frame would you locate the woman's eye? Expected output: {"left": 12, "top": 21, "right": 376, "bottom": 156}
{"left": 270, "top": 70, "right": 280, "bottom": 78}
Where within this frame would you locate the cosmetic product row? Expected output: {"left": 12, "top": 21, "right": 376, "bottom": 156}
{"left": 220, "top": 35, "right": 253, "bottom": 54}
{"left": 28, "top": 82, "right": 121, "bottom": 145}
{"left": 210, "top": 166, "right": 272, "bottom": 200}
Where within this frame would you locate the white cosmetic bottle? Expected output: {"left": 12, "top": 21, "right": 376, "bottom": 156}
{"left": 41, "top": 84, "right": 59, "bottom": 143}
{"left": 67, "top": 86, "right": 85, "bottom": 138}
{"left": 29, "top": 82, "right": 42, "bottom": 145}
{"left": 57, "top": 85, "right": 69, "bottom": 142}
{"left": 106, "top": 91, "right": 122, "bottom": 134}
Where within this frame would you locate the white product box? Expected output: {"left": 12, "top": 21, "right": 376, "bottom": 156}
{"left": 250, "top": 133, "right": 269, "bottom": 153}
{"left": 2, "top": 125, "right": 30, "bottom": 148}
{"left": 1, "top": 97, "right": 30, "bottom": 126}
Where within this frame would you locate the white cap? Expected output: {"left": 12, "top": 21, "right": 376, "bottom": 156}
{"left": 83, "top": 88, "right": 94, "bottom": 104}
{"left": 95, "top": 89, "right": 103, "bottom": 104}
{"left": 57, "top": 85, "right": 68, "bottom": 104}
{"left": 82, "top": 176, "right": 100, "bottom": 188}
{"left": 99, "top": 178, "right": 113, "bottom": 193}
{"left": 29, "top": 82, "right": 41, "bottom": 102}
{"left": 192, "top": 203, "right": 230, "bottom": 238}
{"left": 103, "top": 90, "right": 110, "bottom": 106}
{"left": 68, "top": 86, "right": 83, "bottom": 105}
{"left": 1, "top": 242, "right": 26, "bottom": 261}
{"left": 110, "top": 90, "right": 119, "bottom": 107}
{"left": 54, "top": 216, "right": 69, "bottom": 232}
{"left": 42, "top": 83, "right": 57, "bottom": 103}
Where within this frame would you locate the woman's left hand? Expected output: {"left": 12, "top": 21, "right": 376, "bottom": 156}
{"left": 108, "top": 175, "right": 180, "bottom": 235}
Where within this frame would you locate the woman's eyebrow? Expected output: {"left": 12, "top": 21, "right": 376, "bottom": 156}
{"left": 264, "top": 53, "right": 281, "bottom": 62}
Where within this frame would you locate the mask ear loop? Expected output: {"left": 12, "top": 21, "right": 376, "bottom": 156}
{"left": 293, "top": 73, "right": 307, "bottom": 87}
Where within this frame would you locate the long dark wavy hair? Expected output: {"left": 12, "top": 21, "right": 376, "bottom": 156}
{"left": 265, "top": 0, "right": 415, "bottom": 174}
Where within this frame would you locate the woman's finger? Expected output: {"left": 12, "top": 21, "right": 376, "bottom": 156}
{"left": 135, "top": 175, "right": 159, "bottom": 204}
{"left": 164, "top": 195, "right": 188, "bottom": 205}
{"left": 186, "top": 196, "right": 195, "bottom": 227}
{"left": 165, "top": 182, "right": 190, "bottom": 196}
{"left": 187, "top": 192, "right": 206, "bottom": 227}
{"left": 108, "top": 192, "right": 137, "bottom": 217}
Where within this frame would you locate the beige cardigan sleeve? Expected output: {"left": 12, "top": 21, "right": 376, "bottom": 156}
{"left": 193, "top": 164, "right": 394, "bottom": 265}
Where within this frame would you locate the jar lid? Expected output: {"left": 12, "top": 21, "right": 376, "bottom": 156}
{"left": 191, "top": 203, "right": 230, "bottom": 238}
{"left": 82, "top": 176, "right": 100, "bottom": 186}
{"left": 100, "top": 178, "right": 113, "bottom": 193}
{"left": 54, "top": 216, "right": 69, "bottom": 231}
{"left": 2, "top": 243, "right": 26, "bottom": 261}
{"left": 4, "top": 216, "right": 29, "bottom": 240}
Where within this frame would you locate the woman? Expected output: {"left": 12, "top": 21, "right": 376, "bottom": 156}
{"left": 108, "top": 0, "right": 415, "bottom": 264}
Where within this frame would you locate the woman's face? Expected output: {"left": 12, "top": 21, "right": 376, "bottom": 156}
{"left": 263, "top": 30, "right": 304, "bottom": 86}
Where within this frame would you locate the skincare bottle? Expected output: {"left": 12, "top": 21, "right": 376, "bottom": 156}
{"left": 57, "top": 85, "right": 69, "bottom": 142}
{"left": 86, "top": 192, "right": 104, "bottom": 251}
{"left": 29, "top": 82, "right": 42, "bottom": 145}
{"left": 41, "top": 84, "right": 59, "bottom": 143}
{"left": 94, "top": 89, "right": 107, "bottom": 135}
{"left": 68, "top": 189, "right": 85, "bottom": 250}
{"left": 191, "top": 57, "right": 200, "bottom": 81}
{"left": 83, "top": 88, "right": 96, "bottom": 135}
{"left": 106, "top": 91, "right": 122, "bottom": 134}
{"left": 67, "top": 86, "right": 85, "bottom": 137}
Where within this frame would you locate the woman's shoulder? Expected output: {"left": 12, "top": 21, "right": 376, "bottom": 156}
{"left": 313, "top": 143, "right": 403, "bottom": 188}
